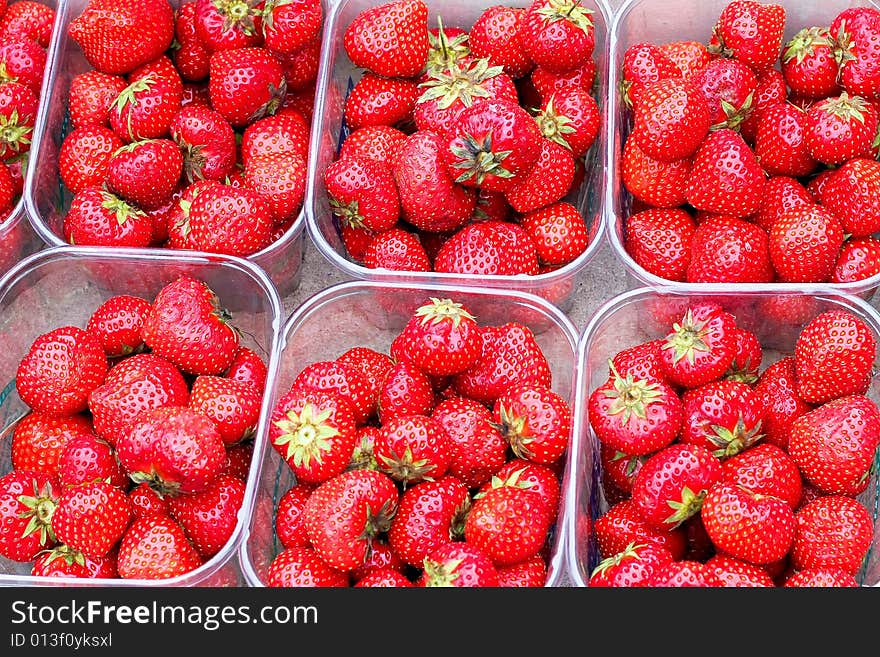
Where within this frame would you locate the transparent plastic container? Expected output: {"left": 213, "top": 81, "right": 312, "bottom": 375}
{"left": 605, "top": 0, "right": 880, "bottom": 301}
{"left": 0, "top": 246, "right": 284, "bottom": 587}
{"left": 304, "top": 0, "right": 612, "bottom": 313}
{"left": 565, "top": 285, "right": 880, "bottom": 587}
{"left": 237, "top": 280, "right": 581, "bottom": 586}
{"left": 23, "top": 0, "right": 308, "bottom": 299}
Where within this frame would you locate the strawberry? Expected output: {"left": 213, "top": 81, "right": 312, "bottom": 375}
{"left": 783, "top": 568, "right": 858, "bottom": 588}
{"left": 631, "top": 442, "right": 722, "bottom": 531}
{"left": 225, "top": 346, "right": 268, "bottom": 392}
{"left": 689, "top": 58, "right": 757, "bottom": 131}
{"left": 142, "top": 275, "right": 240, "bottom": 376}
{"left": 0, "top": 80, "right": 37, "bottom": 159}
{"left": 30, "top": 545, "right": 118, "bottom": 580}
{"left": 706, "top": 554, "right": 776, "bottom": 587}
{"left": 588, "top": 542, "right": 674, "bottom": 587}
{"left": 186, "top": 181, "right": 274, "bottom": 255}
{"left": 387, "top": 475, "right": 469, "bottom": 568}
{"left": 222, "top": 441, "right": 253, "bottom": 481}
{"left": 724, "top": 326, "right": 763, "bottom": 383}
{"left": 294, "top": 359, "right": 374, "bottom": 425}
{"left": 243, "top": 151, "right": 306, "bottom": 224}
{"left": 208, "top": 46, "right": 285, "bottom": 128}
{"left": 520, "top": 0, "right": 595, "bottom": 75}
{"left": 680, "top": 380, "right": 765, "bottom": 459}
{"left": 422, "top": 21, "right": 470, "bottom": 77}
{"left": 363, "top": 227, "right": 431, "bottom": 272}
{"left": 68, "top": 0, "right": 175, "bottom": 75}
{"left": 270, "top": 386, "right": 357, "bottom": 485}
{"left": 339, "top": 125, "right": 408, "bottom": 164}
{"left": 794, "top": 309, "right": 876, "bottom": 404}
{"left": 51, "top": 481, "right": 132, "bottom": 559}
{"left": 303, "top": 469, "right": 398, "bottom": 572}
{"left": 167, "top": 473, "right": 245, "bottom": 559}
{"left": 600, "top": 444, "right": 644, "bottom": 498}
{"left": 685, "top": 214, "right": 774, "bottom": 283}
{"left": 768, "top": 204, "right": 844, "bottom": 283}
{"left": 531, "top": 60, "right": 596, "bottom": 99}
{"left": 468, "top": 5, "right": 532, "bottom": 80}
{"left": 374, "top": 414, "right": 451, "bottom": 486}
{"left": 241, "top": 111, "right": 310, "bottom": 165}
{"left": 433, "top": 220, "right": 538, "bottom": 276}
{"left": 753, "top": 358, "right": 812, "bottom": 450}
{"left": 685, "top": 129, "right": 765, "bottom": 218}
{"left": 482, "top": 459, "right": 561, "bottom": 524}
{"left": 355, "top": 569, "right": 413, "bottom": 588}
{"left": 109, "top": 55, "right": 183, "bottom": 143}
{"left": 350, "top": 539, "right": 406, "bottom": 582}
{"left": 343, "top": 0, "right": 429, "bottom": 79}
{"left": 63, "top": 188, "right": 154, "bottom": 248}
{"left": 420, "top": 542, "right": 499, "bottom": 587}
{"left": 88, "top": 353, "right": 189, "bottom": 447}
{"left": 710, "top": 0, "right": 785, "bottom": 72}
{"left": 57, "top": 433, "right": 127, "bottom": 489}
{"left": 739, "top": 67, "right": 787, "bottom": 143}
{"left": 630, "top": 78, "right": 710, "bottom": 163}
{"left": 194, "top": 0, "right": 265, "bottom": 52}
{"left": 0, "top": 36, "right": 47, "bottom": 96}
{"left": 324, "top": 155, "right": 400, "bottom": 235}
{"left": 492, "top": 382, "right": 569, "bottom": 465}
{"left": 754, "top": 102, "right": 818, "bottom": 178}
{"left": 117, "top": 514, "right": 203, "bottom": 579}
{"left": 594, "top": 499, "right": 687, "bottom": 560}
{"left": 791, "top": 495, "right": 873, "bottom": 576}
{"left": 658, "top": 303, "right": 737, "bottom": 389}
{"left": 398, "top": 297, "right": 481, "bottom": 377}
{"left": 344, "top": 73, "right": 418, "bottom": 130}
{"left": 262, "top": 0, "right": 322, "bottom": 54}
{"left": 804, "top": 92, "right": 879, "bottom": 165}
{"left": 535, "top": 85, "right": 600, "bottom": 159}
{"left": 274, "top": 483, "right": 312, "bottom": 550}
{"left": 11, "top": 413, "right": 94, "bottom": 478}
{"left": 660, "top": 39, "right": 712, "bottom": 78}
{"left": 832, "top": 236, "right": 880, "bottom": 283}
{"left": 431, "top": 396, "right": 506, "bottom": 488}
{"left": 819, "top": 157, "right": 880, "bottom": 238}
{"left": 752, "top": 176, "right": 813, "bottom": 233}
{"left": 647, "top": 560, "right": 725, "bottom": 587}
{"left": 106, "top": 138, "right": 184, "bottom": 211}
{"left": 832, "top": 7, "right": 880, "bottom": 101}
{"left": 16, "top": 325, "right": 108, "bottom": 417}
{"left": 336, "top": 346, "right": 394, "bottom": 410}
{"left": 620, "top": 42, "right": 681, "bottom": 107}
{"left": 173, "top": 1, "right": 211, "bottom": 82}
{"left": 781, "top": 27, "right": 840, "bottom": 99}
{"left": 86, "top": 294, "right": 152, "bottom": 358}
{"left": 189, "top": 375, "right": 261, "bottom": 445}
{"left": 620, "top": 139, "right": 691, "bottom": 210}
{"left": 118, "top": 406, "right": 227, "bottom": 495}
{"left": 170, "top": 105, "right": 237, "bottom": 183}
{"left": 788, "top": 395, "right": 880, "bottom": 496}
{"left": 504, "top": 137, "right": 575, "bottom": 214}
{"left": 520, "top": 201, "right": 589, "bottom": 267}
{"left": 0, "top": 470, "right": 58, "bottom": 562}
{"left": 266, "top": 547, "right": 349, "bottom": 587}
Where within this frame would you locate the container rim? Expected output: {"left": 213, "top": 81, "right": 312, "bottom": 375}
{"left": 303, "top": 0, "right": 614, "bottom": 289}
{"left": 237, "top": 277, "right": 582, "bottom": 587}
{"left": 0, "top": 244, "right": 286, "bottom": 587}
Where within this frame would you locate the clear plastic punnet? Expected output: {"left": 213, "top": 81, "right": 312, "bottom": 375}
{"left": 237, "top": 280, "right": 581, "bottom": 586}
{"left": 0, "top": 246, "right": 284, "bottom": 586}
{"left": 566, "top": 285, "right": 880, "bottom": 587}
{"left": 304, "top": 0, "right": 612, "bottom": 313}
{"left": 22, "top": 0, "right": 308, "bottom": 299}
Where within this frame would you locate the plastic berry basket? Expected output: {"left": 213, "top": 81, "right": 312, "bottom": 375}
{"left": 564, "top": 284, "right": 880, "bottom": 587}
{"left": 237, "top": 280, "right": 581, "bottom": 586}
{"left": 304, "top": 0, "right": 612, "bottom": 313}
{"left": 605, "top": 0, "right": 880, "bottom": 301}
{"left": 22, "top": 0, "right": 312, "bottom": 299}
{"left": 0, "top": 246, "right": 284, "bottom": 587}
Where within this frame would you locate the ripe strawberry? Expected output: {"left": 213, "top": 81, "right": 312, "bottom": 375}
{"left": 0, "top": 470, "right": 58, "bottom": 562}
{"left": 588, "top": 542, "right": 674, "bottom": 587}
{"left": 304, "top": 469, "right": 398, "bottom": 571}
{"left": 752, "top": 357, "right": 811, "bottom": 450}
{"left": 186, "top": 181, "right": 273, "bottom": 255}
{"left": 350, "top": 539, "right": 406, "bottom": 582}
{"left": 492, "top": 383, "right": 569, "bottom": 465}
{"left": 170, "top": 105, "right": 237, "bottom": 183}
{"left": 660, "top": 39, "right": 712, "bottom": 78}
{"left": 324, "top": 155, "right": 400, "bottom": 234}
{"left": 243, "top": 151, "right": 306, "bottom": 224}
{"left": 336, "top": 346, "right": 394, "bottom": 411}
{"left": 30, "top": 545, "right": 118, "bottom": 580}
{"left": 685, "top": 129, "right": 765, "bottom": 218}
{"left": 631, "top": 442, "right": 722, "bottom": 531}
{"left": 16, "top": 326, "right": 108, "bottom": 417}
{"left": 262, "top": 0, "right": 322, "bottom": 54}
{"left": 52, "top": 481, "right": 132, "bottom": 559}
{"left": 791, "top": 495, "right": 873, "bottom": 576}
{"left": 274, "top": 483, "right": 312, "bottom": 550}
{"left": 631, "top": 78, "right": 710, "bottom": 163}
{"left": 118, "top": 406, "right": 227, "bottom": 495}
{"left": 686, "top": 215, "right": 773, "bottom": 283}
{"left": 106, "top": 138, "right": 184, "bottom": 211}
{"left": 398, "top": 297, "right": 482, "bottom": 377}
{"left": 208, "top": 46, "right": 286, "bottom": 128}
{"left": 420, "top": 542, "right": 500, "bottom": 587}
{"left": 63, "top": 187, "right": 154, "bottom": 248}
{"left": 504, "top": 137, "right": 575, "bottom": 214}
{"left": 222, "top": 441, "right": 253, "bottom": 481}
{"left": 109, "top": 55, "right": 183, "bottom": 142}
{"left": 788, "top": 395, "right": 880, "bottom": 496}
{"left": 620, "top": 139, "right": 691, "bottom": 210}
{"left": 468, "top": 5, "right": 531, "bottom": 79}
{"left": 387, "top": 475, "right": 469, "bottom": 568}
{"left": 173, "top": 1, "right": 211, "bottom": 82}
{"left": 680, "top": 380, "right": 765, "bottom": 459}
{"left": 531, "top": 60, "right": 596, "bottom": 99}
{"left": 831, "top": 236, "right": 880, "bottom": 283}
{"left": 658, "top": 303, "right": 736, "bottom": 389}
{"left": 624, "top": 208, "right": 694, "bottom": 282}
{"left": 294, "top": 359, "right": 375, "bottom": 425}
{"left": 832, "top": 7, "right": 880, "bottom": 100}
{"left": 535, "top": 86, "right": 600, "bottom": 159}
{"left": 189, "top": 375, "right": 261, "bottom": 445}
{"left": 482, "top": 459, "right": 561, "bottom": 525}
{"left": 594, "top": 499, "right": 686, "bottom": 560}
{"left": 374, "top": 414, "right": 451, "bottom": 485}
{"left": 620, "top": 42, "right": 681, "bottom": 108}
{"left": 520, "top": 0, "right": 595, "bottom": 75}
{"left": 57, "top": 433, "right": 127, "bottom": 489}
{"left": 344, "top": 72, "right": 418, "bottom": 130}
{"left": 804, "top": 92, "right": 879, "bottom": 165}
{"left": 689, "top": 57, "right": 757, "bottom": 130}
{"left": 343, "top": 0, "right": 429, "bottom": 79}
{"left": 646, "top": 560, "right": 724, "bottom": 587}
{"left": 85, "top": 294, "right": 151, "bottom": 358}
{"left": 225, "top": 346, "right": 268, "bottom": 392}
{"left": 453, "top": 322, "right": 551, "bottom": 406}
{"left": 194, "top": 0, "right": 265, "bottom": 52}
{"left": 781, "top": 27, "right": 840, "bottom": 99}
{"left": 68, "top": 0, "right": 175, "bottom": 75}
{"left": 354, "top": 569, "right": 413, "bottom": 587}
{"left": 241, "top": 111, "right": 310, "bottom": 165}
{"left": 167, "top": 473, "right": 245, "bottom": 559}
{"left": 705, "top": 554, "right": 775, "bottom": 587}
{"left": 752, "top": 176, "right": 813, "bottom": 233}
{"left": 142, "top": 275, "right": 240, "bottom": 375}
{"left": 768, "top": 204, "right": 844, "bottom": 283}
{"left": 270, "top": 386, "right": 357, "bottom": 485}
{"left": 11, "top": 413, "right": 94, "bottom": 478}
{"left": 117, "top": 514, "right": 203, "bottom": 579}
{"left": 431, "top": 396, "right": 506, "bottom": 488}
{"left": 754, "top": 102, "right": 817, "bottom": 178}
{"left": 794, "top": 309, "right": 876, "bottom": 404}
{"left": 724, "top": 327, "right": 763, "bottom": 384}
{"left": 433, "top": 220, "right": 539, "bottom": 276}
{"left": 0, "top": 36, "right": 46, "bottom": 96}
{"left": 339, "top": 125, "right": 408, "bottom": 164}
{"left": 739, "top": 67, "right": 788, "bottom": 143}
{"left": 784, "top": 568, "right": 858, "bottom": 587}
{"left": 520, "top": 201, "right": 589, "bottom": 267}
{"left": 819, "top": 157, "right": 880, "bottom": 238}
{"left": 710, "top": 0, "right": 785, "bottom": 71}
{"left": 266, "top": 546, "right": 349, "bottom": 587}
{"left": 363, "top": 227, "right": 431, "bottom": 272}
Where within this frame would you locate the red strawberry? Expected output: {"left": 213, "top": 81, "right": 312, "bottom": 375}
{"left": 16, "top": 326, "right": 108, "bottom": 417}
{"left": 117, "top": 514, "right": 203, "bottom": 579}
{"left": 304, "top": 469, "right": 399, "bottom": 571}
{"left": 788, "top": 395, "right": 880, "bottom": 496}
{"left": 0, "top": 470, "right": 58, "bottom": 562}
{"left": 535, "top": 85, "right": 600, "bottom": 159}
{"left": 420, "top": 542, "right": 499, "bottom": 587}
{"left": 63, "top": 188, "right": 154, "bottom": 247}
{"left": 374, "top": 414, "right": 451, "bottom": 486}
{"left": 781, "top": 27, "right": 840, "bottom": 99}
{"left": 52, "top": 481, "right": 132, "bottom": 558}
{"left": 620, "top": 139, "right": 691, "bottom": 210}
{"left": 620, "top": 42, "right": 681, "bottom": 107}
{"left": 832, "top": 7, "right": 880, "bottom": 100}
{"left": 194, "top": 0, "right": 265, "bottom": 52}
{"left": 68, "top": 71, "right": 129, "bottom": 130}
{"left": 106, "top": 138, "right": 184, "bottom": 211}
{"left": 173, "top": 1, "right": 211, "bottom": 82}
{"left": 469, "top": 5, "right": 532, "bottom": 79}
{"left": 832, "top": 236, "right": 880, "bottom": 283}
{"left": 631, "top": 78, "right": 710, "bottom": 163}
{"left": 189, "top": 375, "right": 261, "bottom": 445}
{"left": 739, "top": 67, "right": 788, "bottom": 143}
{"left": 520, "top": 0, "right": 595, "bottom": 75}
{"left": 243, "top": 151, "right": 307, "bottom": 223}
{"left": 167, "top": 473, "right": 245, "bottom": 559}
{"left": 804, "top": 92, "right": 879, "bottom": 165}
{"left": 324, "top": 155, "right": 400, "bottom": 234}
{"left": 431, "top": 396, "right": 506, "bottom": 488}
{"left": 725, "top": 442, "right": 803, "bottom": 511}
{"left": 350, "top": 539, "right": 406, "bottom": 582}
{"left": 30, "top": 545, "right": 118, "bottom": 580}
{"left": 170, "top": 105, "right": 237, "bottom": 183}
{"left": 646, "top": 560, "right": 724, "bottom": 587}
{"left": 679, "top": 379, "right": 765, "bottom": 459}
{"left": 752, "top": 176, "right": 813, "bottom": 233}
{"left": 754, "top": 102, "right": 818, "bottom": 178}
{"left": 784, "top": 568, "right": 858, "bottom": 588}
{"left": 724, "top": 327, "right": 763, "bottom": 384}
{"left": 398, "top": 297, "right": 482, "bottom": 377}
{"left": 660, "top": 39, "right": 712, "bottom": 78}
{"left": 0, "top": 36, "right": 46, "bottom": 96}
{"left": 794, "top": 309, "right": 876, "bottom": 404}
{"left": 588, "top": 542, "right": 674, "bottom": 587}
{"left": 768, "top": 204, "right": 844, "bottom": 283}
{"left": 336, "top": 346, "right": 394, "bottom": 412}
{"left": 819, "top": 157, "right": 880, "bottom": 238}
{"left": 354, "top": 569, "right": 413, "bottom": 587}
{"left": 685, "top": 214, "right": 773, "bottom": 283}
{"left": 109, "top": 55, "right": 183, "bottom": 142}
{"left": 57, "top": 433, "right": 127, "bottom": 489}
{"left": 117, "top": 406, "right": 227, "bottom": 495}
{"left": 0, "top": 79, "right": 37, "bottom": 159}
{"left": 433, "top": 220, "right": 540, "bottom": 276}
{"left": 344, "top": 73, "right": 418, "bottom": 130}
{"left": 363, "top": 228, "right": 432, "bottom": 272}
{"left": 262, "top": 0, "right": 322, "bottom": 54}
{"left": 11, "top": 413, "right": 94, "bottom": 478}
{"left": 594, "top": 499, "right": 687, "bottom": 560}
{"left": 481, "top": 459, "right": 561, "bottom": 525}
{"left": 275, "top": 483, "right": 313, "bottom": 550}
{"left": 752, "top": 357, "right": 812, "bottom": 450}
{"left": 208, "top": 46, "right": 286, "bottom": 128}
{"left": 492, "top": 382, "right": 570, "bottom": 465}
{"left": 706, "top": 554, "right": 775, "bottom": 587}
{"left": 531, "top": 60, "right": 596, "bottom": 99}
{"left": 710, "top": 0, "right": 785, "bottom": 71}
{"left": 222, "top": 441, "right": 253, "bottom": 481}
{"left": 294, "top": 359, "right": 374, "bottom": 426}
{"left": 623, "top": 208, "right": 694, "bottom": 282}
{"left": 68, "top": 0, "right": 175, "bottom": 75}
{"left": 0, "top": 1, "right": 55, "bottom": 48}
{"left": 791, "top": 495, "right": 873, "bottom": 576}
{"left": 343, "top": 0, "right": 429, "bottom": 79}
{"left": 241, "top": 111, "right": 310, "bottom": 165}
{"left": 504, "top": 137, "right": 575, "bottom": 214}
{"left": 520, "top": 201, "right": 589, "bottom": 267}
{"left": 495, "top": 554, "right": 547, "bottom": 587}
{"left": 186, "top": 181, "right": 274, "bottom": 255}
{"left": 631, "top": 442, "right": 722, "bottom": 531}
{"left": 689, "top": 57, "right": 757, "bottom": 130}
{"left": 86, "top": 294, "right": 152, "bottom": 358}
{"left": 61, "top": 126, "right": 120, "bottom": 193}
{"left": 339, "top": 125, "right": 408, "bottom": 164}
{"left": 142, "top": 275, "right": 240, "bottom": 375}
{"left": 658, "top": 303, "right": 736, "bottom": 389}
{"left": 225, "top": 346, "right": 268, "bottom": 392}
{"left": 266, "top": 547, "right": 349, "bottom": 587}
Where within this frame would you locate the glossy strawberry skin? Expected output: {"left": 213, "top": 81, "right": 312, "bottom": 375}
{"left": 117, "top": 515, "right": 203, "bottom": 580}
{"left": 791, "top": 495, "right": 874, "bottom": 576}
{"left": 52, "top": 481, "right": 132, "bottom": 559}
{"left": 11, "top": 413, "right": 94, "bottom": 478}
{"left": 167, "top": 473, "right": 246, "bottom": 559}
{"left": 343, "top": 0, "right": 430, "bottom": 79}
{"left": 266, "top": 547, "right": 349, "bottom": 587}
{"left": 679, "top": 380, "right": 765, "bottom": 459}
{"left": 658, "top": 303, "right": 737, "bottom": 389}
{"left": 589, "top": 542, "right": 674, "bottom": 587}
{"left": 768, "top": 204, "right": 844, "bottom": 283}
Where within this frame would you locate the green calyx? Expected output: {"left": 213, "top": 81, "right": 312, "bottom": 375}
{"left": 601, "top": 360, "right": 664, "bottom": 424}
{"left": 449, "top": 129, "right": 514, "bottom": 185}
{"left": 418, "top": 57, "right": 503, "bottom": 110}
{"left": 40, "top": 544, "right": 87, "bottom": 568}
{"left": 329, "top": 197, "right": 365, "bottom": 229}
{"left": 707, "top": 416, "right": 764, "bottom": 459}
{"left": 216, "top": 0, "right": 263, "bottom": 36}
{"left": 425, "top": 16, "right": 471, "bottom": 75}
{"left": 590, "top": 541, "right": 646, "bottom": 578}
{"left": 422, "top": 556, "right": 463, "bottom": 587}
{"left": 112, "top": 74, "right": 155, "bottom": 141}
{"left": 99, "top": 191, "right": 145, "bottom": 227}
{"left": 0, "top": 61, "right": 18, "bottom": 85}
{"left": 0, "top": 110, "right": 31, "bottom": 152}
{"left": 16, "top": 479, "right": 57, "bottom": 546}
{"left": 663, "top": 484, "right": 707, "bottom": 528}
{"left": 377, "top": 445, "right": 436, "bottom": 488}
{"left": 261, "top": 0, "right": 293, "bottom": 32}
{"left": 249, "top": 78, "right": 288, "bottom": 124}
{"left": 128, "top": 469, "right": 181, "bottom": 498}
{"left": 473, "top": 466, "right": 537, "bottom": 500}
{"left": 711, "top": 92, "right": 754, "bottom": 132}
{"left": 273, "top": 403, "right": 340, "bottom": 469}
{"left": 818, "top": 91, "right": 869, "bottom": 124}
{"left": 783, "top": 26, "right": 833, "bottom": 64}
{"left": 536, "top": 95, "right": 576, "bottom": 150}
{"left": 661, "top": 309, "right": 712, "bottom": 366}
{"left": 537, "top": 0, "right": 594, "bottom": 34}
{"left": 414, "top": 297, "right": 476, "bottom": 327}
{"left": 346, "top": 433, "right": 378, "bottom": 472}
{"left": 490, "top": 402, "right": 536, "bottom": 461}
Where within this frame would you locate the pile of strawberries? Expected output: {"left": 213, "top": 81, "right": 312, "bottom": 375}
{"left": 56, "top": 0, "right": 322, "bottom": 255}
{"left": 324, "top": 0, "right": 600, "bottom": 276}
{"left": 264, "top": 297, "right": 571, "bottom": 587}
{"left": 621, "top": 0, "right": 880, "bottom": 285}
{"left": 0, "top": 275, "right": 268, "bottom": 580}
{"left": 587, "top": 301, "right": 878, "bottom": 586}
